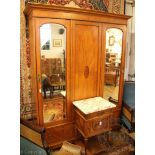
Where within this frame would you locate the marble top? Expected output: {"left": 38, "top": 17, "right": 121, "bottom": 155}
{"left": 73, "top": 97, "right": 116, "bottom": 114}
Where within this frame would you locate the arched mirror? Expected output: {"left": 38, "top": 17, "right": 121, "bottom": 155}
{"left": 40, "top": 23, "right": 66, "bottom": 123}
{"left": 104, "top": 28, "right": 123, "bottom": 102}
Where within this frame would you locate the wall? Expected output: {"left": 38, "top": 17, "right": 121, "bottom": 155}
{"left": 124, "top": 0, "right": 135, "bottom": 80}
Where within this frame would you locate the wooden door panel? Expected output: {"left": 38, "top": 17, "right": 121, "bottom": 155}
{"left": 72, "top": 21, "right": 101, "bottom": 100}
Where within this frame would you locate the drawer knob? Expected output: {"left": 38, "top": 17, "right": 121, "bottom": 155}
{"left": 99, "top": 121, "right": 102, "bottom": 126}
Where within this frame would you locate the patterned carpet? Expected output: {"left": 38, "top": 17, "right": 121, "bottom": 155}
{"left": 43, "top": 96, "right": 65, "bottom": 123}
{"left": 62, "top": 128, "right": 135, "bottom": 155}
{"left": 96, "top": 128, "right": 135, "bottom": 155}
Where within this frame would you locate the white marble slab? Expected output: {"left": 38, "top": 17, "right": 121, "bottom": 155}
{"left": 73, "top": 97, "right": 116, "bottom": 114}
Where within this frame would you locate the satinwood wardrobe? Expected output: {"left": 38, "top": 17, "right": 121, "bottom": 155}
{"left": 24, "top": 3, "right": 130, "bottom": 149}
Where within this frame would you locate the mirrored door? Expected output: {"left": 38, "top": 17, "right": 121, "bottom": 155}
{"left": 40, "top": 23, "right": 66, "bottom": 123}
{"left": 103, "top": 28, "right": 123, "bottom": 102}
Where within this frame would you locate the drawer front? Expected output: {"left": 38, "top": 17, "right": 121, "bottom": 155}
{"left": 92, "top": 116, "right": 109, "bottom": 130}
{"left": 85, "top": 114, "right": 111, "bottom": 137}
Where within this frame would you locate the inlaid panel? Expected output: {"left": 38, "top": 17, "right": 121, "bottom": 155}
{"left": 45, "top": 123, "right": 77, "bottom": 146}
{"left": 72, "top": 21, "right": 101, "bottom": 100}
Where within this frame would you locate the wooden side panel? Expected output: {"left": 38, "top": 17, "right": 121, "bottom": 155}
{"left": 45, "top": 123, "right": 77, "bottom": 147}
{"left": 110, "top": 108, "right": 121, "bottom": 129}
{"left": 72, "top": 21, "right": 101, "bottom": 100}
{"left": 29, "top": 17, "right": 40, "bottom": 124}
{"left": 20, "top": 124, "right": 43, "bottom": 147}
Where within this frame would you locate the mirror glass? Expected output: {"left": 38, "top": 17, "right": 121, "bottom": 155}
{"left": 40, "top": 23, "right": 66, "bottom": 123}
{"left": 104, "top": 28, "right": 123, "bottom": 102}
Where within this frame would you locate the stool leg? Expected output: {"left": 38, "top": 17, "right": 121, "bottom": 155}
{"left": 84, "top": 138, "right": 88, "bottom": 155}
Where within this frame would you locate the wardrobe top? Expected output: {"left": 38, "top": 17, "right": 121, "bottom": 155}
{"left": 24, "top": 3, "right": 131, "bottom": 25}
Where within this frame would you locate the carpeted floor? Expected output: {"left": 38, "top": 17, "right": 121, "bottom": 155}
{"left": 53, "top": 127, "right": 135, "bottom": 155}
{"left": 43, "top": 95, "right": 65, "bottom": 123}
{"left": 76, "top": 129, "right": 134, "bottom": 155}
{"left": 96, "top": 130, "right": 135, "bottom": 155}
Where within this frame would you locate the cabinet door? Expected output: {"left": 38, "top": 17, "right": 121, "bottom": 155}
{"left": 72, "top": 21, "right": 102, "bottom": 100}
{"left": 35, "top": 19, "right": 71, "bottom": 125}
{"left": 101, "top": 24, "right": 127, "bottom": 107}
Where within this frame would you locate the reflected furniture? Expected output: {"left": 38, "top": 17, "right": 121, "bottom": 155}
{"left": 41, "top": 58, "right": 65, "bottom": 98}
{"left": 42, "top": 76, "right": 54, "bottom": 98}
{"left": 105, "top": 65, "right": 120, "bottom": 86}
{"left": 121, "top": 81, "right": 135, "bottom": 131}
{"left": 24, "top": 3, "right": 130, "bottom": 149}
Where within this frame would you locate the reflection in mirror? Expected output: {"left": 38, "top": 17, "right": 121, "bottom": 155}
{"left": 104, "top": 28, "right": 123, "bottom": 102}
{"left": 40, "top": 23, "right": 66, "bottom": 123}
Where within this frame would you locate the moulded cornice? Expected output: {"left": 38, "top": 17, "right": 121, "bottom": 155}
{"left": 24, "top": 3, "right": 131, "bottom": 20}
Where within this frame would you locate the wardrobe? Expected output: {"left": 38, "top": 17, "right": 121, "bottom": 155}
{"left": 24, "top": 3, "right": 130, "bottom": 148}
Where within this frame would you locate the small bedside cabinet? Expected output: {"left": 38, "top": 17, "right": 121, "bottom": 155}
{"left": 73, "top": 97, "right": 116, "bottom": 155}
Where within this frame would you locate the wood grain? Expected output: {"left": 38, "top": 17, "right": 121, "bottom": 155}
{"left": 24, "top": 3, "right": 130, "bottom": 148}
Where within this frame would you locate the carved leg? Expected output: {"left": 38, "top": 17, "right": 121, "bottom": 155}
{"left": 84, "top": 138, "right": 88, "bottom": 155}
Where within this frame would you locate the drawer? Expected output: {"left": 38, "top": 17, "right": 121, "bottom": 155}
{"left": 83, "top": 114, "right": 112, "bottom": 137}
{"left": 74, "top": 109, "right": 113, "bottom": 138}
{"left": 92, "top": 116, "right": 109, "bottom": 130}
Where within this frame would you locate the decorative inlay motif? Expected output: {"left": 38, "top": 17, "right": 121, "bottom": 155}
{"left": 84, "top": 66, "right": 89, "bottom": 78}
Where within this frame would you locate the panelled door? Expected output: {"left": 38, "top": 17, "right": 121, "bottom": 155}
{"left": 71, "top": 21, "right": 102, "bottom": 100}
